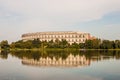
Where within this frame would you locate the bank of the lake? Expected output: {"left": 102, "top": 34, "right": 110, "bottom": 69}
{"left": 1, "top": 39, "right": 120, "bottom": 51}
{"left": 9, "top": 48, "right": 120, "bottom": 52}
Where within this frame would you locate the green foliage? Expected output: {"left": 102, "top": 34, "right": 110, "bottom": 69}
{"left": 85, "top": 39, "right": 101, "bottom": 49}
{"left": 59, "top": 39, "right": 69, "bottom": 49}
{"left": 100, "top": 40, "right": 116, "bottom": 49}
{"left": 0, "top": 40, "right": 10, "bottom": 50}
{"left": 114, "top": 40, "right": 120, "bottom": 49}
{"left": 85, "top": 40, "right": 93, "bottom": 49}
{"left": 47, "top": 39, "right": 69, "bottom": 49}
{"left": 9, "top": 39, "right": 120, "bottom": 49}
{"left": 32, "top": 39, "right": 41, "bottom": 48}
{"left": 70, "top": 42, "right": 79, "bottom": 49}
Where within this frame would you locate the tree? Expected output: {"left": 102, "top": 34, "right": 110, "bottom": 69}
{"left": 79, "top": 43, "right": 85, "bottom": 49}
{"left": 54, "top": 39, "right": 60, "bottom": 48}
{"left": 32, "top": 39, "right": 41, "bottom": 48}
{"left": 71, "top": 42, "right": 79, "bottom": 49}
{"left": 85, "top": 40, "right": 93, "bottom": 49}
{"left": 59, "top": 39, "right": 69, "bottom": 49}
{"left": 11, "top": 40, "right": 24, "bottom": 49}
{"left": 100, "top": 40, "right": 113, "bottom": 49}
{"left": 114, "top": 40, "right": 120, "bottom": 49}
{"left": 0, "top": 40, "right": 9, "bottom": 50}
{"left": 92, "top": 39, "right": 101, "bottom": 49}
{"left": 47, "top": 40, "right": 54, "bottom": 48}
{"left": 23, "top": 40, "right": 32, "bottom": 49}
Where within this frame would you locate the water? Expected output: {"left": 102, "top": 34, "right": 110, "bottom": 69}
{"left": 0, "top": 50, "right": 120, "bottom": 80}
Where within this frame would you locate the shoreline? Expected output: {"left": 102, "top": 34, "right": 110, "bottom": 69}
{"left": 8, "top": 48, "right": 120, "bottom": 51}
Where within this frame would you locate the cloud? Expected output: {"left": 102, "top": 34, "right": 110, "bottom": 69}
{"left": 0, "top": 0, "right": 120, "bottom": 41}
{"left": 0, "top": 0, "right": 120, "bottom": 28}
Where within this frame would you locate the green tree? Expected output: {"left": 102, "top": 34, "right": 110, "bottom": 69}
{"left": 114, "top": 40, "right": 120, "bottom": 49}
{"left": 71, "top": 42, "right": 79, "bottom": 49}
{"left": 23, "top": 40, "right": 32, "bottom": 49}
{"left": 59, "top": 39, "right": 69, "bottom": 49}
{"left": 100, "top": 40, "right": 113, "bottom": 49}
{"left": 47, "top": 40, "right": 54, "bottom": 48}
{"left": 0, "top": 40, "right": 9, "bottom": 50}
{"left": 85, "top": 40, "right": 93, "bottom": 49}
{"left": 54, "top": 39, "right": 60, "bottom": 48}
{"left": 92, "top": 39, "right": 101, "bottom": 49}
{"left": 32, "top": 39, "right": 41, "bottom": 48}
{"left": 79, "top": 43, "right": 85, "bottom": 49}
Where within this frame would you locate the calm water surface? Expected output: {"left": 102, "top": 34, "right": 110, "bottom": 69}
{"left": 0, "top": 50, "right": 120, "bottom": 80}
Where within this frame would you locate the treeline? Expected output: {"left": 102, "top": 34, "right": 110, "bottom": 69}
{"left": 0, "top": 39, "right": 120, "bottom": 50}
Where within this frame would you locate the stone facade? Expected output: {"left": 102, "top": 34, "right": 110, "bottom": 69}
{"left": 22, "top": 31, "right": 93, "bottom": 44}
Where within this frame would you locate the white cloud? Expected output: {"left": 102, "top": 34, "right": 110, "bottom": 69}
{"left": 0, "top": 0, "right": 120, "bottom": 27}
{"left": 0, "top": 0, "right": 120, "bottom": 41}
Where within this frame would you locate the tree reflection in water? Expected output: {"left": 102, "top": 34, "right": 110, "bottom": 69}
{"left": 0, "top": 50, "right": 9, "bottom": 59}
{"left": 1, "top": 50, "right": 120, "bottom": 67}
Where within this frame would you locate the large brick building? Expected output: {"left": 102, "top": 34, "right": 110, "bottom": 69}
{"left": 22, "top": 31, "right": 94, "bottom": 44}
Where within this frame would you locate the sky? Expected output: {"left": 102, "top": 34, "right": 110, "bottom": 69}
{"left": 0, "top": 0, "right": 120, "bottom": 42}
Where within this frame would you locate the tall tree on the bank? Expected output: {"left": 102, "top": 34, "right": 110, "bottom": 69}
{"left": 100, "top": 40, "right": 113, "bottom": 49}
{"left": 59, "top": 39, "right": 69, "bottom": 49}
{"left": 32, "top": 39, "right": 41, "bottom": 48}
{"left": 92, "top": 39, "right": 101, "bottom": 49}
{"left": 114, "top": 40, "right": 120, "bottom": 49}
{"left": 0, "top": 40, "right": 9, "bottom": 50}
{"left": 85, "top": 40, "right": 93, "bottom": 49}
{"left": 71, "top": 42, "right": 79, "bottom": 49}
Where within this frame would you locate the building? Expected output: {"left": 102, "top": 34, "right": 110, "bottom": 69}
{"left": 22, "top": 54, "right": 90, "bottom": 67}
{"left": 22, "top": 31, "right": 94, "bottom": 44}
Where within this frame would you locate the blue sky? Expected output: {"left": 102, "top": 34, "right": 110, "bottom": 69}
{"left": 0, "top": 0, "right": 120, "bottom": 42}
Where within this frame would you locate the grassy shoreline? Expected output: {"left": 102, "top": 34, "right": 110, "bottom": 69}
{"left": 8, "top": 48, "right": 120, "bottom": 51}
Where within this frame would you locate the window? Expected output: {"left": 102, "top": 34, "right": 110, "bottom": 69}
{"left": 79, "top": 35, "right": 81, "bottom": 38}
{"left": 83, "top": 35, "right": 85, "bottom": 38}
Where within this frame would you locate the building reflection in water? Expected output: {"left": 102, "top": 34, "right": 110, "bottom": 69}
{"left": 21, "top": 50, "right": 120, "bottom": 68}
{"left": 22, "top": 54, "right": 90, "bottom": 68}
{"left": 1, "top": 50, "right": 120, "bottom": 68}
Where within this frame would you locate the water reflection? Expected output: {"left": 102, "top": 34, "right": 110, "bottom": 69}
{"left": 0, "top": 50, "right": 9, "bottom": 59}
{"left": 4, "top": 50, "right": 119, "bottom": 68}
{"left": 22, "top": 54, "right": 90, "bottom": 67}
{"left": 0, "top": 50, "right": 120, "bottom": 80}
{"left": 1, "top": 50, "right": 120, "bottom": 67}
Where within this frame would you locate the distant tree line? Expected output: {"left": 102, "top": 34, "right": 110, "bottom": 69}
{"left": 0, "top": 39, "right": 120, "bottom": 50}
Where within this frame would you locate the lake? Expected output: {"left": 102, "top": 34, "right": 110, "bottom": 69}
{"left": 0, "top": 50, "right": 120, "bottom": 80}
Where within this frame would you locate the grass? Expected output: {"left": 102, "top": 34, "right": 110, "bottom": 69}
{"left": 9, "top": 48, "right": 120, "bottom": 52}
